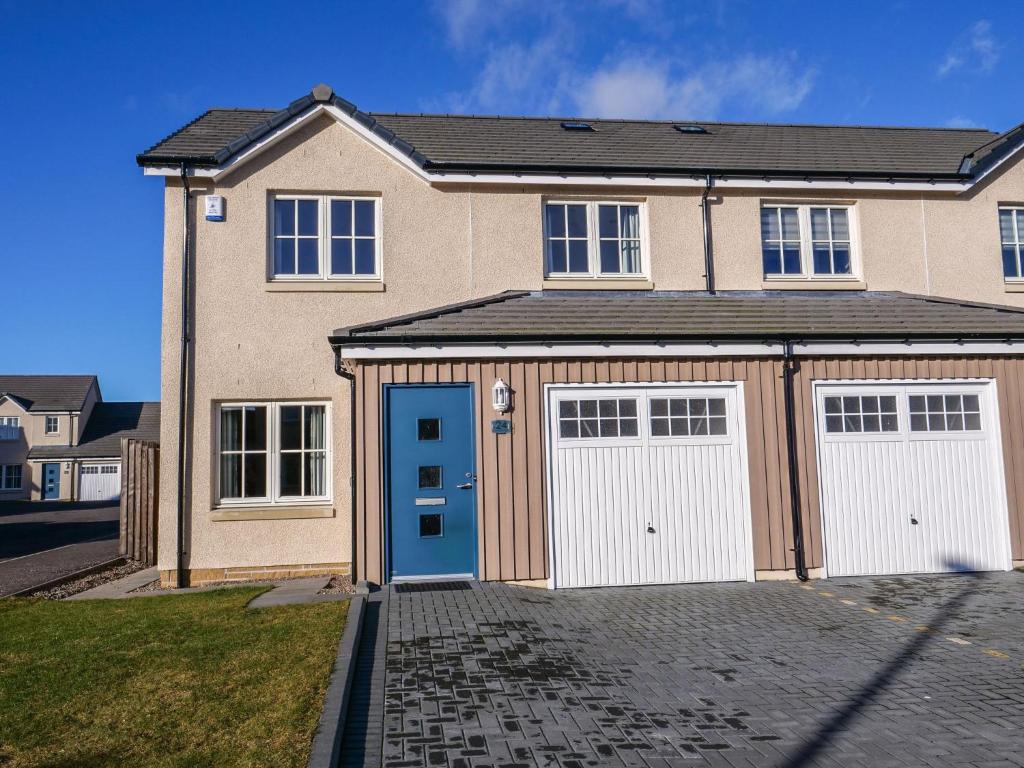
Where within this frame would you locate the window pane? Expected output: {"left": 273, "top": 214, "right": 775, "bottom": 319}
{"left": 566, "top": 204, "right": 588, "bottom": 237}
{"left": 651, "top": 418, "right": 669, "bottom": 436}
{"left": 880, "top": 396, "right": 897, "bottom": 413}
{"left": 999, "top": 209, "right": 1015, "bottom": 243}
{"left": 810, "top": 208, "right": 829, "bottom": 240}
{"left": 830, "top": 209, "right": 850, "bottom": 240}
{"left": 548, "top": 240, "right": 567, "bottom": 272}
{"left": 965, "top": 413, "right": 982, "bottom": 430}
{"left": 618, "top": 399, "right": 637, "bottom": 417}
{"left": 331, "top": 200, "right": 352, "bottom": 236}
{"left": 305, "top": 452, "right": 326, "bottom": 496}
{"left": 244, "top": 406, "right": 266, "bottom": 451}
{"left": 621, "top": 241, "right": 641, "bottom": 274}
{"left": 280, "top": 452, "right": 301, "bottom": 496}
{"left": 782, "top": 244, "right": 802, "bottom": 274}
{"left": 599, "top": 400, "right": 617, "bottom": 417}
{"left": 580, "top": 401, "right": 598, "bottom": 418}
{"left": 963, "top": 394, "right": 980, "bottom": 411}
{"left": 708, "top": 399, "right": 726, "bottom": 416}
{"left": 825, "top": 415, "right": 843, "bottom": 433}
{"left": 863, "top": 414, "right": 880, "bottom": 432}
{"left": 812, "top": 245, "right": 832, "bottom": 274}
{"left": 599, "top": 418, "right": 619, "bottom": 437}
{"left": 620, "top": 206, "right": 640, "bottom": 239}
{"left": 297, "top": 199, "right": 318, "bottom": 236}
{"left": 598, "top": 205, "right": 618, "bottom": 238}
{"left": 831, "top": 245, "right": 851, "bottom": 274}
{"left": 946, "top": 413, "right": 964, "bottom": 431}
{"left": 824, "top": 397, "right": 841, "bottom": 414}
{"left": 760, "top": 208, "right": 779, "bottom": 241}
{"left": 568, "top": 240, "right": 589, "bottom": 272}
{"left": 691, "top": 418, "right": 709, "bottom": 436}
{"left": 304, "top": 406, "right": 326, "bottom": 449}
{"left": 619, "top": 418, "right": 638, "bottom": 437}
{"left": 220, "top": 408, "right": 241, "bottom": 451}
{"left": 599, "top": 241, "right": 619, "bottom": 273}
{"left": 331, "top": 239, "right": 353, "bottom": 275}
{"left": 354, "top": 239, "right": 375, "bottom": 275}
{"left": 908, "top": 395, "right": 925, "bottom": 412}
{"left": 297, "top": 239, "right": 319, "bottom": 274}
{"left": 354, "top": 200, "right": 375, "bottom": 236}
{"left": 709, "top": 416, "right": 727, "bottom": 435}
{"left": 669, "top": 399, "right": 687, "bottom": 416}
{"left": 280, "top": 405, "right": 302, "bottom": 450}
{"left": 928, "top": 414, "right": 945, "bottom": 430}
{"left": 910, "top": 413, "right": 927, "bottom": 431}
{"left": 274, "top": 239, "right": 295, "bottom": 275}
{"left": 780, "top": 208, "right": 800, "bottom": 241}
{"left": 419, "top": 513, "right": 442, "bottom": 537}
{"left": 560, "top": 401, "right": 578, "bottom": 418}
{"left": 545, "top": 204, "right": 565, "bottom": 237}
{"left": 244, "top": 453, "right": 266, "bottom": 497}
{"left": 670, "top": 418, "right": 687, "bottom": 436}
{"left": 274, "top": 199, "right": 295, "bottom": 236}
{"left": 560, "top": 420, "right": 580, "bottom": 438}
{"left": 1003, "top": 247, "right": 1020, "bottom": 278}
{"left": 762, "top": 244, "right": 782, "bottom": 275}
{"left": 650, "top": 398, "right": 668, "bottom": 416}
{"left": 881, "top": 413, "right": 899, "bottom": 431}
{"left": 417, "top": 418, "right": 440, "bottom": 441}
{"left": 689, "top": 399, "right": 707, "bottom": 416}
{"left": 220, "top": 454, "right": 241, "bottom": 498}
{"left": 418, "top": 465, "right": 442, "bottom": 489}
{"left": 580, "top": 419, "right": 599, "bottom": 437}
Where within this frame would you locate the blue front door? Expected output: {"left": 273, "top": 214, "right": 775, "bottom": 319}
{"left": 42, "top": 463, "right": 60, "bottom": 500}
{"left": 386, "top": 385, "right": 477, "bottom": 580}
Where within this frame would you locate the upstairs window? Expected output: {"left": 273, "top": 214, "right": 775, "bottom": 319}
{"left": 544, "top": 201, "right": 646, "bottom": 278}
{"left": 1000, "top": 207, "right": 1024, "bottom": 281}
{"left": 0, "top": 416, "right": 20, "bottom": 441}
{"left": 45, "top": 416, "right": 59, "bottom": 434}
{"left": 761, "top": 204, "right": 855, "bottom": 280}
{"left": 272, "top": 195, "right": 380, "bottom": 281}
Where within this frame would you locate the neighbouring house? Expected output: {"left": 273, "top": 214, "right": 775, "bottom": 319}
{"left": 138, "top": 83, "right": 1024, "bottom": 588}
{"left": 0, "top": 375, "right": 159, "bottom": 502}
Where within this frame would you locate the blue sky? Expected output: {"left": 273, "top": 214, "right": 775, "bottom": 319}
{"left": 1, "top": 0, "right": 1021, "bottom": 401}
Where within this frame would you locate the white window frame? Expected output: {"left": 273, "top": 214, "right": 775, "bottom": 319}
{"left": 999, "top": 205, "right": 1024, "bottom": 283}
{"left": 0, "top": 416, "right": 20, "bottom": 441}
{"left": 44, "top": 415, "right": 58, "bottom": 434}
{"left": 647, "top": 395, "right": 732, "bottom": 443}
{"left": 760, "top": 203, "right": 861, "bottom": 281}
{"left": 0, "top": 464, "right": 22, "bottom": 490}
{"left": 269, "top": 194, "right": 382, "bottom": 283}
{"left": 215, "top": 400, "right": 332, "bottom": 507}
{"left": 543, "top": 200, "right": 650, "bottom": 280}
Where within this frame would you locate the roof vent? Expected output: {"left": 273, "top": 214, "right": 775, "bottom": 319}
{"left": 311, "top": 83, "right": 334, "bottom": 102}
{"left": 674, "top": 124, "right": 708, "bottom": 134}
{"left": 560, "top": 121, "right": 595, "bottom": 131}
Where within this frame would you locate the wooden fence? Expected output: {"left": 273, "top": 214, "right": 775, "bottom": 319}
{"left": 120, "top": 438, "right": 159, "bottom": 565}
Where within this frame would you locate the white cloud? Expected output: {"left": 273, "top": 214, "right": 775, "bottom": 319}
{"left": 574, "top": 55, "right": 815, "bottom": 120}
{"left": 938, "top": 20, "right": 1000, "bottom": 77}
{"left": 945, "top": 116, "right": 982, "bottom": 129}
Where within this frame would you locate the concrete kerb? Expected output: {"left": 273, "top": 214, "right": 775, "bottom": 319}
{"left": 308, "top": 594, "right": 366, "bottom": 768}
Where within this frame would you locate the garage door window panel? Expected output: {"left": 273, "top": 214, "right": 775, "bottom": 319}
{"left": 558, "top": 398, "right": 639, "bottom": 441}
{"left": 649, "top": 397, "right": 729, "bottom": 439}
{"left": 909, "top": 393, "right": 983, "bottom": 436}
{"left": 823, "top": 394, "right": 899, "bottom": 436}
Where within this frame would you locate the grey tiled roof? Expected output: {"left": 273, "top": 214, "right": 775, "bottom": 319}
{"left": 0, "top": 375, "right": 97, "bottom": 412}
{"left": 137, "top": 85, "right": 1007, "bottom": 180}
{"left": 28, "top": 402, "right": 160, "bottom": 459}
{"left": 330, "top": 290, "right": 1024, "bottom": 343}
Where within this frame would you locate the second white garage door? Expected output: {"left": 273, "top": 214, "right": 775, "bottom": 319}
{"left": 815, "top": 381, "right": 1012, "bottom": 577}
{"left": 547, "top": 384, "right": 754, "bottom": 588}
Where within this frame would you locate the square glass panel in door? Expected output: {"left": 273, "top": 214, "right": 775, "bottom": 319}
{"left": 387, "top": 386, "right": 477, "bottom": 579}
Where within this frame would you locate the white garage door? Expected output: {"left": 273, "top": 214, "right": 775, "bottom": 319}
{"left": 80, "top": 464, "right": 121, "bottom": 501}
{"left": 547, "top": 385, "right": 754, "bottom": 588}
{"left": 815, "top": 381, "right": 1012, "bottom": 577}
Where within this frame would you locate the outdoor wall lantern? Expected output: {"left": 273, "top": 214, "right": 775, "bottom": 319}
{"left": 492, "top": 378, "right": 512, "bottom": 413}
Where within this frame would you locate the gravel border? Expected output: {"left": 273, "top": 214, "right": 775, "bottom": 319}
{"left": 318, "top": 575, "right": 356, "bottom": 595}
{"left": 26, "top": 560, "right": 148, "bottom": 600}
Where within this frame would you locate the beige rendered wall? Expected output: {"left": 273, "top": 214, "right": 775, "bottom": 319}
{"left": 0, "top": 399, "right": 30, "bottom": 500}
{"left": 156, "top": 110, "right": 1024, "bottom": 575}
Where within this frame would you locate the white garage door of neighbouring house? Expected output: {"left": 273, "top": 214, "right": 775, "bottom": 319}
{"left": 547, "top": 385, "right": 754, "bottom": 588}
{"left": 815, "top": 381, "right": 1012, "bottom": 578}
{"left": 79, "top": 464, "right": 121, "bottom": 501}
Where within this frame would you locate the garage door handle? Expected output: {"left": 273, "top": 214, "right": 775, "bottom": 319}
{"left": 647, "top": 524, "right": 656, "bottom": 534}
{"left": 910, "top": 517, "right": 919, "bottom": 525}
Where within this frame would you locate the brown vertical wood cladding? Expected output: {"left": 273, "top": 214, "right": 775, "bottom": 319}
{"left": 352, "top": 355, "right": 1024, "bottom": 584}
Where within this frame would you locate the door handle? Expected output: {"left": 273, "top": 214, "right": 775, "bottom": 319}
{"left": 456, "top": 482, "right": 473, "bottom": 490}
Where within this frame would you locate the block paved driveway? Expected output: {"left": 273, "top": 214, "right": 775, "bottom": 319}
{"left": 340, "top": 572, "right": 1024, "bottom": 768}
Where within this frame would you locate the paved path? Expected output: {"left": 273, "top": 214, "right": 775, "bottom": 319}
{"left": 343, "top": 573, "right": 1024, "bottom": 768}
{"left": 0, "top": 500, "right": 119, "bottom": 596}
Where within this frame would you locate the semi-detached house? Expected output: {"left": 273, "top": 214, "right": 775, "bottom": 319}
{"left": 138, "top": 83, "right": 1024, "bottom": 588}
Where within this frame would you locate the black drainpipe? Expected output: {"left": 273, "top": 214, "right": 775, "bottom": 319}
{"left": 782, "top": 341, "right": 809, "bottom": 581}
{"left": 701, "top": 173, "right": 716, "bottom": 294}
{"left": 334, "top": 350, "right": 358, "bottom": 583}
{"left": 175, "top": 164, "right": 192, "bottom": 588}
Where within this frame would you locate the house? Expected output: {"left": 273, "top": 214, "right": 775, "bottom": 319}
{"left": 0, "top": 375, "right": 159, "bottom": 502}
{"left": 138, "top": 83, "right": 1024, "bottom": 588}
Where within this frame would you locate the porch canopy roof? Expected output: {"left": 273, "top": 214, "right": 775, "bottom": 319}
{"left": 330, "top": 290, "right": 1024, "bottom": 347}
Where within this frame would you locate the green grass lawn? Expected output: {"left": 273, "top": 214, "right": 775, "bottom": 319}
{"left": 0, "top": 589, "right": 347, "bottom": 768}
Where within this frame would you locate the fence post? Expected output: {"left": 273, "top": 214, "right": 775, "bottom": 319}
{"left": 119, "top": 438, "right": 160, "bottom": 566}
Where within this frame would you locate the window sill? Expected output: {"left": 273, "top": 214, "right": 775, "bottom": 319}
{"left": 265, "top": 281, "right": 385, "bottom": 293}
{"left": 1005, "top": 283, "right": 1024, "bottom": 293}
{"left": 542, "top": 278, "right": 654, "bottom": 290}
{"left": 210, "top": 505, "right": 335, "bottom": 521}
{"left": 761, "top": 279, "right": 866, "bottom": 291}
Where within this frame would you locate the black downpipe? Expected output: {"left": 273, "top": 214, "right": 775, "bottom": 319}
{"left": 175, "top": 164, "right": 192, "bottom": 588}
{"left": 782, "top": 342, "right": 809, "bottom": 581}
{"left": 334, "top": 352, "right": 358, "bottom": 583}
{"left": 701, "top": 174, "right": 716, "bottom": 294}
